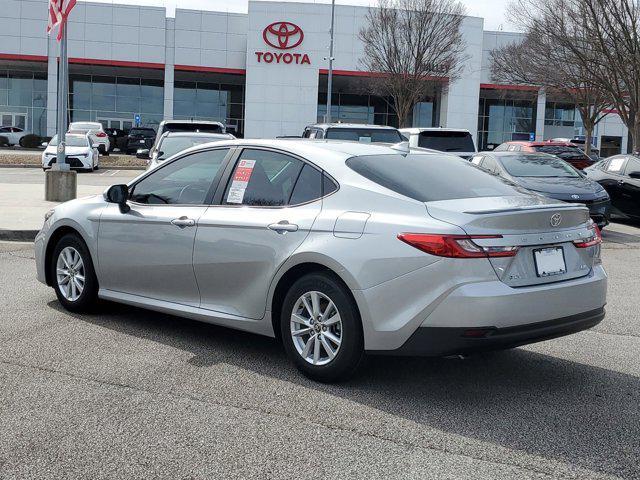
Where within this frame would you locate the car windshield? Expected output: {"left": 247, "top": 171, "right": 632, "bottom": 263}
{"left": 533, "top": 145, "right": 588, "bottom": 160}
{"left": 499, "top": 154, "right": 579, "bottom": 178}
{"left": 49, "top": 135, "right": 88, "bottom": 147}
{"left": 158, "top": 136, "right": 228, "bottom": 160}
{"left": 325, "top": 128, "right": 403, "bottom": 143}
{"left": 346, "top": 153, "right": 526, "bottom": 202}
{"left": 418, "top": 131, "right": 475, "bottom": 152}
{"left": 129, "top": 128, "right": 155, "bottom": 136}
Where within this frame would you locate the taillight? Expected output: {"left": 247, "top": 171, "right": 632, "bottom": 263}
{"left": 397, "top": 233, "right": 519, "bottom": 258}
{"left": 96, "top": 132, "right": 107, "bottom": 137}
{"left": 573, "top": 224, "right": 602, "bottom": 248}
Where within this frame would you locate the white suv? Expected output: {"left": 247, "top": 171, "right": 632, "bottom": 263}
{"left": 399, "top": 128, "right": 477, "bottom": 159}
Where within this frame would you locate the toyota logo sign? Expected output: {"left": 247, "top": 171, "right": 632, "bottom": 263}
{"left": 550, "top": 213, "right": 562, "bottom": 227}
{"left": 263, "top": 21, "right": 304, "bottom": 50}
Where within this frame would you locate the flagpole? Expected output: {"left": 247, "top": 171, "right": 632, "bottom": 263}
{"left": 55, "top": 23, "right": 68, "bottom": 171}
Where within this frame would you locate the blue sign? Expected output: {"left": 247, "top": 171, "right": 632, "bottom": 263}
{"left": 529, "top": 132, "right": 535, "bottom": 141}
{"left": 134, "top": 114, "right": 141, "bottom": 126}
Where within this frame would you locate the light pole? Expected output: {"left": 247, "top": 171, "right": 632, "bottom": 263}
{"left": 325, "top": 0, "right": 336, "bottom": 124}
{"left": 55, "top": 24, "right": 68, "bottom": 172}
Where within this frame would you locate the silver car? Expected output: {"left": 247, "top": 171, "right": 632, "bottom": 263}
{"left": 35, "top": 140, "right": 607, "bottom": 382}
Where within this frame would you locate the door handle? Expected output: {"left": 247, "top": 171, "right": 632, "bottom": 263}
{"left": 171, "top": 216, "right": 196, "bottom": 228}
{"left": 268, "top": 221, "right": 299, "bottom": 233}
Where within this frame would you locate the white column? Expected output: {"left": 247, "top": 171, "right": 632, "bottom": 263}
{"left": 163, "top": 17, "right": 175, "bottom": 120}
{"left": 46, "top": 34, "right": 58, "bottom": 137}
{"left": 535, "top": 88, "right": 546, "bottom": 141}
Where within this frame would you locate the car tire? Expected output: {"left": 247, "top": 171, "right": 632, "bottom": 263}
{"left": 280, "top": 272, "right": 364, "bottom": 382}
{"left": 50, "top": 233, "right": 99, "bottom": 312}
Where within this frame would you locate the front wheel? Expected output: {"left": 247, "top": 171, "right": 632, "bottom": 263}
{"left": 280, "top": 272, "right": 364, "bottom": 382}
{"left": 50, "top": 233, "right": 99, "bottom": 312}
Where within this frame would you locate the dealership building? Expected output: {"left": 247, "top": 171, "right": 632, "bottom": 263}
{"left": 0, "top": 0, "right": 631, "bottom": 155}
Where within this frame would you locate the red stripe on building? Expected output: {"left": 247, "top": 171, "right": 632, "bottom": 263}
{"left": 174, "top": 65, "right": 246, "bottom": 75}
{"left": 480, "top": 83, "right": 539, "bottom": 92}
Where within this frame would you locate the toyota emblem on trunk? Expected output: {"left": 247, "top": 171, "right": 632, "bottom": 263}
{"left": 550, "top": 213, "right": 562, "bottom": 227}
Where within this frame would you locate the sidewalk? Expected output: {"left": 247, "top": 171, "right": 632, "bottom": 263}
{"left": 0, "top": 167, "right": 139, "bottom": 239}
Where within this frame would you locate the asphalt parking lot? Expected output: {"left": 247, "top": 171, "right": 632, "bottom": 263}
{"left": 0, "top": 228, "right": 639, "bottom": 479}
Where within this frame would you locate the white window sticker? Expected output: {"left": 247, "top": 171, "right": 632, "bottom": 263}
{"left": 358, "top": 136, "right": 372, "bottom": 143}
{"left": 226, "top": 159, "right": 255, "bottom": 204}
{"left": 608, "top": 157, "right": 625, "bottom": 172}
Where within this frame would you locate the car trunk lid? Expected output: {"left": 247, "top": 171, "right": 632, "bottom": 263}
{"left": 425, "top": 196, "right": 598, "bottom": 287}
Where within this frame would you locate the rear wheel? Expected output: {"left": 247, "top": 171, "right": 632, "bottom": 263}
{"left": 280, "top": 273, "right": 363, "bottom": 382}
{"left": 50, "top": 233, "right": 98, "bottom": 312}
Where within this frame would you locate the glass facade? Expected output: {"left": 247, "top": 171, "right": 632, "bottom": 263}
{"left": 478, "top": 92, "right": 537, "bottom": 150}
{"left": 173, "top": 80, "right": 244, "bottom": 137}
{"left": 69, "top": 74, "right": 164, "bottom": 130}
{"left": 0, "top": 70, "right": 47, "bottom": 136}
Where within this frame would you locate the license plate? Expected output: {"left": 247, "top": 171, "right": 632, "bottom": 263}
{"left": 533, "top": 247, "right": 566, "bottom": 277}
{"left": 139, "top": 140, "right": 145, "bottom": 144}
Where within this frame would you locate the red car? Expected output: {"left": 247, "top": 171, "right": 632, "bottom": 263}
{"left": 493, "top": 141, "right": 595, "bottom": 170}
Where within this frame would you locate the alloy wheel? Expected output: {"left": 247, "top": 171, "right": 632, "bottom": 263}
{"left": 56, "top": 246, "right": 85, "bottom": 302}
{"left": 290, "top": 291, "right": 342, "bottom": 366}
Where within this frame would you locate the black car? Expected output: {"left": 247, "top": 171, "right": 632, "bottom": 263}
{"left": 585, "top": 154, "right": 640, "bottom": 222}
{"left": 471, "top": 151, "right": 611, "bottom": 228}
{"left": 125, "top": 127, "right": 156, "bottom": 154}
{"left": 104, "top": 128, "right": 128, "bottom": 152}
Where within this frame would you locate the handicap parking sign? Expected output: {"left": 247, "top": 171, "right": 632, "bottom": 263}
{"left": 134, "top": 114, "right": 141, "bottom": 126}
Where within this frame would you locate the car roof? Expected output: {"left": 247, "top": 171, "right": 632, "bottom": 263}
{"left": 503, "top": 140, "right": 577, "bottom": 147}
{"left": 399, "top": 127, "right": 472, "bottom": 134}
{"left": 163, "top": 131, "right": 233, "bottom": 138}
{"left": 178, "top": 138, "right": 439, "bottom": 170}
{"left": 485, "top": 151, "right": 558, "bottom": 159}
{"left": 307, "top": 123, "right": 398, "bottom": 130}
{"left": 160, "top": 120, "right": 224, "bottom": 126}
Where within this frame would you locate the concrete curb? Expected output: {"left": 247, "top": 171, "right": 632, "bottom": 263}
{"left": 0, "top": 164, "right": 145, "bottom": 170}
{"left": 0, "top": 230, "right": 38, "bottom": 242}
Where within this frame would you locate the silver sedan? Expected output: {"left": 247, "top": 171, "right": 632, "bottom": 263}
{"left": 35, "top": 140, "right": 607, "bottom": 382}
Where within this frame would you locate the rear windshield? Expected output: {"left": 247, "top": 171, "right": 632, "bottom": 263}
{"left": 499, "top": 154, "right": 579, "bottom": 178}
{"left": 418, "top": 131, "right": 475, "bottom": 152}
{"left": 325, "top": 128, "right": 403, "bottom": 143}
{"left": 70, "top": 123, "right": 100, "bottom": 131}
{"left": 346, "top": 154, "right": 525, "bottom": 202}
{"left": 164, "top": 123, "right": 224, "bottom": 134}
{"left": 533, "top": 145, "right": 589, "bottom": 160}
{"left": 157, "top": 136, "right": 229, "bottom": 160}
{"left": 129, "top": 128, "right": 155, "bottom": 136}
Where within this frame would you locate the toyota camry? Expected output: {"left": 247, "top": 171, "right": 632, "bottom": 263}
{"left": 35, "top": 140, "right": 607, "bottom": 382}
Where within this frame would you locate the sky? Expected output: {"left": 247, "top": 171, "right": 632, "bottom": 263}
{"left": 84, "top": 0, "right": 513, "bottom": 31}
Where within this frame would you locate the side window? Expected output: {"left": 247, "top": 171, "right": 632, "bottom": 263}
{"left": 482, "top": 156, "right": 499, "bottom": 174}
{"left": 493, "top": 144, "right": 506, "bottom": 152}
{"left": 130, "top": 149, "right": 228, "bottom": 205}
{"left": 315, "top": 129, "right": 325, "bottom": 139}
{"left": 624, "top": 157, "right": 640, "bottom": 176}
{"left": 606, "top": 156, "right": 627, "bottom": 174}
{"left": 289, "top": 164, "right": 322, "bottom": 204}
{"left": 224, "top": 149, "right": 304, "bottom": 206}
{"left": 302, "top": 129, "right": 311, "bottom": 138}
{"left": 322, "top": 174, "right": 338, "bottom": 195}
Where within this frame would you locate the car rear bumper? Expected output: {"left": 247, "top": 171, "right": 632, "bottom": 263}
{"left": 376, "top": 307, "right": 605, "bottom": 356}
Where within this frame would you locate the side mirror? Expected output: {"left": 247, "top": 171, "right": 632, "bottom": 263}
{"left": 136, "top": 148, "right": 150, "bottom": 159}
{"left": 628, "top": 171, "right": 640, "bottom": 179}
{"left": 105, "top": 184, "right": 130, "bottom": 213}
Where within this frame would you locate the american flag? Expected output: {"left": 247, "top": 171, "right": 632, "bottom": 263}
{"left": 47, "top": 0, "right": 76, "bottom": 41}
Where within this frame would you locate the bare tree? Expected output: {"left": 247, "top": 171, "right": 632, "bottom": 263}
{"left": 358, "top": 0, "right": 467, "bottom": 128}
{"left": 509, "top": 0, "right": 640, "bottom": 152}
{"left": 490, "top": 32, "right": 609, "bottom": 154}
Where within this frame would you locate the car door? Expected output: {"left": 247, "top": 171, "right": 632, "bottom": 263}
{"left": 620, "top": 156, "right": 640, "bottom": 217}
{"left": 193, "top": 147, "right": 324, "bottom": 319}
{"left": 600, "top": 155, "right": 628, "bottom": 213}
{"left": 97, "top": 148, "right": 231, "bottom": 306}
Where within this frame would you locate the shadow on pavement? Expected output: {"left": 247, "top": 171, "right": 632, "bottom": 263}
{"left": 50, "top": 299, "right": 639, "bottom": 479}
